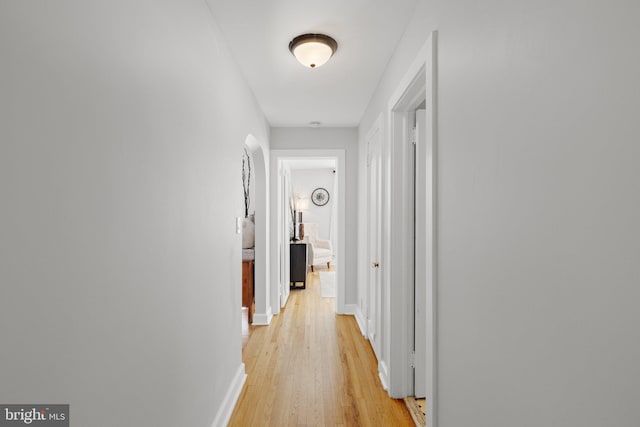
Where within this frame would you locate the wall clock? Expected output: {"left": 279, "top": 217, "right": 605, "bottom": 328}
{"left": 311, "top": 188, "right": 330, "bottom": 206}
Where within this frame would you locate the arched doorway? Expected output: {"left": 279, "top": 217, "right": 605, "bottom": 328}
{"left": 244, "top": 134, "right": 271, "bottom": 325}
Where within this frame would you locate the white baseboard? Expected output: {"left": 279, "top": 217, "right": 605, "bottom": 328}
{"left": 378, "top": 360, "right": 389, "bottom": 391}
{"left": 280, "top": 288, "right": 290, "bottom": 309}
{"left": 342, "top": 303, "right": 357, "bottom": 315}
{"left": 353, "top": 305, "right": 367, "bottom": 337}
{"left": 252, "top": 307, "right": 273, "bottom": 326}
{"left": 210, "top": 363, "right": 246, "bottom": 427}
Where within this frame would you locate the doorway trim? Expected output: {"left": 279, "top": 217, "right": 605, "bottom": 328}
{"left": 385, "top": 32, "right": 437, "bottom": 427}
{"left": 269, "top": 149, "right": 347, "bottom": 314}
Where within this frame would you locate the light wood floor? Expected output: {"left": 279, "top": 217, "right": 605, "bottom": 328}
{"left": 229, "top": 271, "right": 414, "bottom": 426}
{"left": 241, "top": 306, "right": 255, "bottom": 349}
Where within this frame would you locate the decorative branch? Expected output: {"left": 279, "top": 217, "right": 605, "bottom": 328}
{"left": 242, "top": 148, "right": 251, "bottom": 217}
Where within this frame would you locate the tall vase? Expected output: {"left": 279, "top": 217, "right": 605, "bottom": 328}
{"left": 242, "top": 216, "right": 255, "bottom": 249}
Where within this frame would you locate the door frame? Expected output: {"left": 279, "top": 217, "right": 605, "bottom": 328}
{"left": 384, "top": 32, "right": 438, "bottom": 427}
{"left": 269, "top": 149, "right": 347, "bottom": 314}
{"left": 413, "top": 108, "right": 428, "bottom": 398}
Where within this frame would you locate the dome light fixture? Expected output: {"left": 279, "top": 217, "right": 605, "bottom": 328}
{"left": 289, "top": 33, "right": 338, "bottom": 69}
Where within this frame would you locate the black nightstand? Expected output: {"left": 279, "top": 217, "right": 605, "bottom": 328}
{"left": 290, "top": 242, "right": 308, "bottom": 289}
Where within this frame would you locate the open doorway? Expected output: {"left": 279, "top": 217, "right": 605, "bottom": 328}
{"left": 240, "top": 134, "right": 269, "bottom": 349}
{"left": 381, "top": 32, "right": 437, "bottom": 427}
{"left": 240, "top": 145, "right": 255, "bottom": 347}
{"left": 270, "top": 150, "right": 347, "bottom": 315}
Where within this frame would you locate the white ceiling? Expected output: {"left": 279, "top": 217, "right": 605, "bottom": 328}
{"left": 284, "top": 158, "right": 337, "bottom": 171}
{"left": 206, "top": 0, "right": 418, "bottom": 127}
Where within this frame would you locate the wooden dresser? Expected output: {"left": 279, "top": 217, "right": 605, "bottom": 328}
{"left": 242, "top": 249, "right": 254, "bottom": 323}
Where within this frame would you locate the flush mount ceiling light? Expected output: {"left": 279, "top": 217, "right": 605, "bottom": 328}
{"left": 289, "top": 33, "right": 338, "bottom": 69}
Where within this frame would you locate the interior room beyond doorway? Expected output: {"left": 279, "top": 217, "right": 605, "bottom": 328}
{"left": 270, "top": 149, "right": 347, "bottom": 317}
{"left": 285, "top": 158, "right": 338, "bottom": 304}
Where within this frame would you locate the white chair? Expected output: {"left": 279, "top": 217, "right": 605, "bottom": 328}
{"left": 302, "top": 223, "right": 333, "bottom": 272}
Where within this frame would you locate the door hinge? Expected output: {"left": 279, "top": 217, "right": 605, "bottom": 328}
{"left": 409, "top": 350, "right": 415, "bottom": 368}
{"left": 411, "top": 126, "right": 417, "bottom": 145}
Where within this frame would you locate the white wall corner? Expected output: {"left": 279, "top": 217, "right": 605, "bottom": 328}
{"left": 378, "top": 360, "right": 390, "bottom": 391}
{"left": 341, "top": 304, "right": 360, "bottom": 316}
{"left": 353, "top": 305, "right": 367, "bottom": 337}
{"left": 210, "top": 363, "right": 246, "bottom": 427}
{"left": 252, "top": 307, "right": 273, "bottom": 326}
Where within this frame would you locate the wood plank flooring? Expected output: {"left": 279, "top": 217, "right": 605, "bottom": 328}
{"left": 241, "top": 306, "right": 255, "bottom": 349}
{"left": 229, "top": 271, "right": 414, "bottom": 426}
{"left": 404, "top": 397, "right": 426, "bottom": 426}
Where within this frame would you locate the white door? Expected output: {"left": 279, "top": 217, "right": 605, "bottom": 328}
{"left": 414, "top": 109, "right": 428, "bottom": 397}
{"left": 366, "top": 125, "right": 382, "bottom": 360}
{"left": 280, "top": 165, "right": 291, "bottom": 307}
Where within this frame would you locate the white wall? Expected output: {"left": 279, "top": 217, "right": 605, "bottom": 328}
{"left": 360, "top": 0, "right": 640, "bottom": 426}
{"left": 291, "top": 168, "right": 336, "bottom": 249}
{"left": 271, "top": 128, "right": 358, "bottom": 303}
{"left": 0, "top": 1, "right": 269, "bottom": 426}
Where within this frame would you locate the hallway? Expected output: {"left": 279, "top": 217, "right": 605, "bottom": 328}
{"left": 229, "top": 272, "right": 414, "bottom": 426}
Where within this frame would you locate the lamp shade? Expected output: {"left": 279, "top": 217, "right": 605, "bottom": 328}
{"left": 294, "top": 193, "right": 309, "bottom": 211}
{"left": 289, "top": 34, "right": 337, "bottom": 68}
